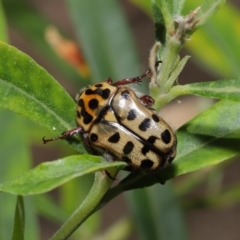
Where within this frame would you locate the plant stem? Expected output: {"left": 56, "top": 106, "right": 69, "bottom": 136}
{"left": 154, "top": 84, "right": 186, "bottom": 109}
{"left": 50, "top": 170, "right": 116, "bottom": 240}
{"left": 158, "top": 38, "right": 181, "bottom": 88}
{"left": 150, "top": 38, "right": 182, "bottom": 111}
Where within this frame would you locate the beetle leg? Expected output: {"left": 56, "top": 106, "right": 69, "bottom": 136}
{"left": 113, "top": 70, "right": 150, "bottom": 86}
{"left": 104, "top": 77, "right": 113, "bottom": 84}
{"left": 113, "top": 61, "right": 162, "bottom": 86}
{"left": 139, "top": 95, "right": 155, "bottom": 108}
{"left": 42, "top": 127, "right": 83, "bottom": 144}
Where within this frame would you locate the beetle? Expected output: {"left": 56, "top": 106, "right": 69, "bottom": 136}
{"left": 43, "top": 63, "right": 177, "bottom": 179}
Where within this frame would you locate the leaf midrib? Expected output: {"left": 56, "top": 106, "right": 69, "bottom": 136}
{"left": 0, "top": 78, "right": 72, "bottom": 130}
{"left": 176, "top": 127, "right": 240, "bottom": 160}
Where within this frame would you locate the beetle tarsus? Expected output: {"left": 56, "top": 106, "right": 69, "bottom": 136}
{"left": 42, "top": 127, "right": 83, "bottom": 144}
{"left": 139, "top": 95, "right": 155, "bottom": 108}
{"left": 112, "top": 61, "right": 162, "bottom": 87}
{"left": 43, "top": 136, "right": 58, "bottom": 144}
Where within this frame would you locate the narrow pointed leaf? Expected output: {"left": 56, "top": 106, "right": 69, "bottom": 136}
{"left": 0, "top": 20, "right": 39, "bottom": 237}
{"left": 185, "top": 3, "right": 240, "bottom": 77}
{"left": 195, "top": 0, "right": 226, "bottom": 28}
{"left": 171, "top": 79, "right": 240, "bottom": 101}
{"left": 0, "top": 42, "right": 85, "bottom": 151}
{"left": 153, "top": 0, "right": 185, "bottom": 28}
{"left": 164, "top": 55, "right": 190, "bottom": 90}
{"left": 0, "top": 42, "right": 75, "bottom": 131}
{"left": 152, "top": 0, "right": 165, "bottom": 44}
{"left": 0, "top": 155, "right": 126, "bottom": 195}
{"left": 12, "top": 196, "right": 25, "bottom": 240}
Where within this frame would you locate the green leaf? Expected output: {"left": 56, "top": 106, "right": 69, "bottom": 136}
{"left": 0, "top": 12, "right": 39, "bottom": 237}
{"left": 153, "top": 0, "right": 185, "bottom": 28}
{"left": 171, "top": 79, "right": 240, "bottom": 101}
{"left": 195, "top": 0, "right": 226, "bottom": 28}
{"left": 0, "top": 110, "right": 31, "bottom": 181}
{"left": 104, "top": 100, "right": 240, "bottom": 199}
{"left": 12, "top": 196, "right": 25, "bottom": 240}
{"left": 161, "top": 99, "right": 240, "bottom": 180}
{"left": 185, "top": 2, "right": 240, "bottom": 77}
{"left": 0, "top": 155, "right": 126, "bottom": 195}
{"left": 126, "top": 183, "right": 188, "bottom": 240}
{"left": 152, "top": 0, "right": 165, "bottom": 44}
{"left": 151, "top": 0, "right": 185, "bottom": 44}
{"left": 164, "top": 55, "right": 190, "bottom": 92}
{"left": 0, "top": 42, "right": 83, "bottom": 150}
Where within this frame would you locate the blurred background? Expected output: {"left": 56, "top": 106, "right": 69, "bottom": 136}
{"left": 1, "top": 0, "right": 240, "bottom": 239}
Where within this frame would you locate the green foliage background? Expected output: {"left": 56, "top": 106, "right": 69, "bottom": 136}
{"left": 0, "top": 0, "right": 240, "bottom": 239}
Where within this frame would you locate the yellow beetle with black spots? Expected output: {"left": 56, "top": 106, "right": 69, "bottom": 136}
{"left": 43, "top": 64, "right": 177, "bottom": 178}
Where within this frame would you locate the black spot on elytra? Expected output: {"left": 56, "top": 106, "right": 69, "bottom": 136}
{"left": 141, "top": 145, "right": 150, "bottom": 155}
{"left": 108, "top": 132, "right": 120, "bottom": 143}
{"left": 84, "top": 88, "right": 111, "bottom": 100}
{"left": 95, "top": 83, "right": 103, "bottom": 88}
{"left": 90, "top": 133, "right": 98, "bottom": 142}
{"left": 161, "top": 129, "right": 171, "bottom": 144}
{"left": 88, "top": 99, "right": 99, "bottom": 110}
{"left": 85, "top": 89, "right": 94, "bottom": 95}
{"left": 123, "top": 141, "right": 134, "bottom": 154}
{"left": 83, "top": 113, "right": 93, "bottom": 124}
{"left": 127, "top": 109, "right": 137, "bottom": 120}
{"left": 102, "top": 89, "right": 111, "bottom": 99}
{"left": 77, "top": 110, "right": 81, "bottom": 118}
{"left": 122, "top": 156, "right": 131, "bottom": 163}
{"left": 121, "top": 90, "right": 130, "bottom": 99}
{"left": 140, "top": 159, "right": 154, "bottom": 169}
{"left": 78, "top": 99, "right": 93, "bottom": 124}
{"left": 152, "top": 114, "right": 160, "bottom": 122}
{"left": 148, "top": 136, "right": 157, "bottom": 144}
{"left": 78, "top": 98, "right": 84, "bottom": 107}
{"left": 139, "top": 118, "right": 151, "bottom": 131}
